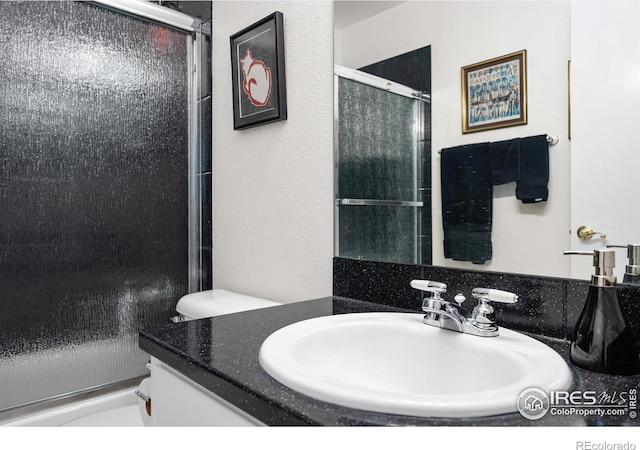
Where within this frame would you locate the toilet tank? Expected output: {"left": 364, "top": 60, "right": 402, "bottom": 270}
{"left": 174, "top": 289, "right": 280, "bottom": 321}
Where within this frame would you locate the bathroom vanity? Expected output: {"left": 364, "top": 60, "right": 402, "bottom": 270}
{"left": 139, "top": 297, "right": 640, "bottom": 426}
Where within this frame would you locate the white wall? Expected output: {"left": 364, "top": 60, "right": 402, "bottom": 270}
{"left": 212, "top": 1, "right": 334, "bottom": 303}
{"left": 337, "top": 1, "right": 572, "bottom": 278}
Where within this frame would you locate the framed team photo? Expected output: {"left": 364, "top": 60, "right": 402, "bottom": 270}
{"left": 461, "top": 50, "right": 527, "bottom": 133}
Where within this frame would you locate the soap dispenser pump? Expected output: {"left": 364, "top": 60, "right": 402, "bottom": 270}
{"left": 607, "top": 244, "right": 640, "bottom": 286}
{"left": 564, "top": 249, "right": 640, "bottom": 375}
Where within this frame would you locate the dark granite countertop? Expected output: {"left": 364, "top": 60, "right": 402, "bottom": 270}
{"left": 139, "top": 296, "right": 640, "bottom": 426}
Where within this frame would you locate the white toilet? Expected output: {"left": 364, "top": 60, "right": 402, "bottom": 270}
{"left": 172, "top": 289, "right": 280, "bottom": 321}
{"left": 62, "top": 289, "right": 279, "bottom": 426}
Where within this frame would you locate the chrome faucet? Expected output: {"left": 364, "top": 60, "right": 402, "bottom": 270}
{"left": 410, "top": 280, "right": 518, "bottom": 337}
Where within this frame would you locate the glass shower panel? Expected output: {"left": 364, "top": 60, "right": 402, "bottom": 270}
{"left": 337, "top": 205, "right": 419, "bottom": 264}
{"left": 0, "top": 1, "right": 189, "bottom": 411}
{"left": 336, "top": 76, "right": 422, "bottom": 264}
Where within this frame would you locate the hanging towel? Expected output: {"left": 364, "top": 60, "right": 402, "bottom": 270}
{"left": 440, "top": 143, "right": 493, "bottom": 264}
{"left": 516, "top": 134, "right": 549, "bottom": 203}
{"left": 489, "top": 138, "right": 520, "bottom": 185}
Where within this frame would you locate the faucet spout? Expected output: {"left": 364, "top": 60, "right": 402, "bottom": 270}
{"left": 421, "top": 303, "right": 464, "bottom": 332}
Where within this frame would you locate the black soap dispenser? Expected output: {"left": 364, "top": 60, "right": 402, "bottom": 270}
{"left": 564, "top": 249, "right": 640, "bottom": 375}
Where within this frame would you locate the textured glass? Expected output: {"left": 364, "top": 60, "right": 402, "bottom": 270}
{"left": 338, "top": 206, "right": 418, "bottom": 264}
{"left": 336, "top": 77, "right": 421, "bottom": 263}
{"left": 0, "top": 1, "right": 189, "bottom": 410}
{"left": 337, "top": 78, "right": 420, "bottom": 201}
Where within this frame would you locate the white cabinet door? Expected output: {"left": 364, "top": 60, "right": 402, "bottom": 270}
{"left": 150, "top": 358, "right": 262, "bottom": 427}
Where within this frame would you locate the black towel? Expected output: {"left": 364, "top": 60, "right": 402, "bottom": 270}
{"left": 489, "top": 138, "right": 520, "bottom": 185}
{"left": 516, "top": 135, "right": 549, "bottom": 203}
{"left": 440, "top": 143, "right": 492, "bottom": 264}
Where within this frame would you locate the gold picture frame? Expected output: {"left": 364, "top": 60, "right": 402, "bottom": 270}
{"left": 461, "top": 50, "right": 527, "bottom": 134}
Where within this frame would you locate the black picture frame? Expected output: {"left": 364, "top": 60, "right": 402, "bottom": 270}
{"left": 230, "top": 12, "right": 287, "bottom": 130}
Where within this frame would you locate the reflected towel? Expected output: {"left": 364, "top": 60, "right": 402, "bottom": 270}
{"left": 440, "top": 143, "right": 492, "bottom": 264}
{"left": 515, "top": 134, "right": 549, "bottom": 203}
{"left": 489, "top": 138, "right": 520, "bottom": 185}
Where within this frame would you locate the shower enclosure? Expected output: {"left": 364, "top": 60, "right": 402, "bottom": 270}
{"left": 334, "top": 65, "right": 430, "bottom": 264}
{"left": 0, "top": 1, "right": 209, "bottom": 413}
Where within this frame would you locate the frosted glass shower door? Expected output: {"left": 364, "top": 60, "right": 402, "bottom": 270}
{"left": 335, "top": 71, "right": 424, "bottom": 264}
{"left": 0, "top": 1, "right": 194, "bottom": 411}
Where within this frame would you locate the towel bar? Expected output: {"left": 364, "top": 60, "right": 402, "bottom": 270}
{"left": 438, "top": 134, "right": 558, "bottom": 154}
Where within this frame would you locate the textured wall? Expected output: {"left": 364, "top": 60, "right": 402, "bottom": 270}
{"left": 212, "top": 1, "right": 334, "bottom": 303}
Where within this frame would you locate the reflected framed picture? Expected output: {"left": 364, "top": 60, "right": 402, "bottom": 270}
{"left": 230, "top": 12, "right": 287, "bottom": 130}
{"left": 461, "top": 50, "right": 527, "bottom": 134}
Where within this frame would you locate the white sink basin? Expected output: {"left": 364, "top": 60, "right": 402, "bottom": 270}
{"left": 259, "top": 312, "right": 573, "bottom": 418}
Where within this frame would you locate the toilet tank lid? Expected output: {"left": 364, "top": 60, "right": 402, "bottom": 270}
{"left": 176, "top": 289, "right": 280, "bottom": 319}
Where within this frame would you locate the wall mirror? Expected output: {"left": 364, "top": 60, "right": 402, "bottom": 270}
{"left": 334, "top": 1, "right": 640, "bottom": 282}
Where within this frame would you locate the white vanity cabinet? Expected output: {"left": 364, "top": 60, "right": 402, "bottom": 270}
{"left": 148, "top": 357, "right": 263, "bottom": 426}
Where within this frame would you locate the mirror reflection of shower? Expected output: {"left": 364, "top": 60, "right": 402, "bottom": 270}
{"left": 334, "top": 46, "right": 432, "bottom": 265}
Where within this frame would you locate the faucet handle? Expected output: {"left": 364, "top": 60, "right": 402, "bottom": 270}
{"left": 471, "top": 288, "right": 518, "bottom": 304}
{"left": 470, "top": 288, "right": 518, "bottom": 329}
{"left": 410, "top": 280, "right": 447, "bottom": 296}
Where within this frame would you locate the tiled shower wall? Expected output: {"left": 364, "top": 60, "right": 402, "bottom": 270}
{"left": 334, "top": 257, "right": 640, "bottom": 346}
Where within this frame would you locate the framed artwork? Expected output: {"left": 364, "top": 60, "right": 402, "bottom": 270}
{"left": 461, "top": 50, "right": 527, "bottom": 134}
{"left": 230, "top": 12, "right": 287, "bottom": 130}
